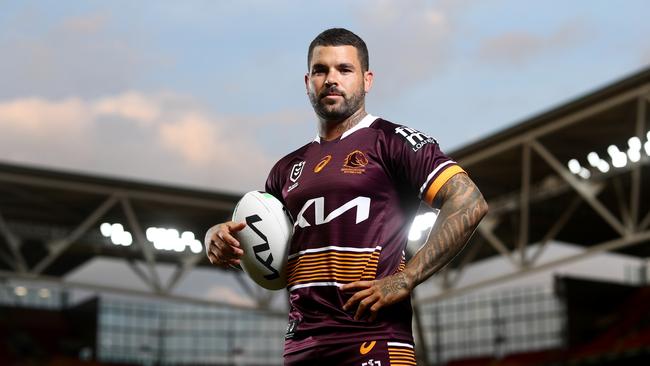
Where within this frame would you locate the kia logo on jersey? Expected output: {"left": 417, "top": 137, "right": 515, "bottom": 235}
{"left": 295, "top": 196, "right": 370, "bottom": 228}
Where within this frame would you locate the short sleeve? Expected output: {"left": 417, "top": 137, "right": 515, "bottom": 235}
{"left": 264, "top": 161, "right": 286, "bottom": 205}
{"left": 385, "top": 124, "right": 466, "bottom": 207}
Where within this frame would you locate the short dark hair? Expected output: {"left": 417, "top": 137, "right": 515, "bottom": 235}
{"left": 307, "top": 28, "right": 369, "bottom": 72}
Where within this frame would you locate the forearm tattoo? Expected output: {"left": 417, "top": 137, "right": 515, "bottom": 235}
{"left": 407, "top": 173, "right": 488, "bottom": 287}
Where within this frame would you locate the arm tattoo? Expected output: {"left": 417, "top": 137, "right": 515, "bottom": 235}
{"left": 405, "top": 173, "right": 488, "bottom": 287}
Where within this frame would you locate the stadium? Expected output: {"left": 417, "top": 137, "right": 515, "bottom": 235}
{"left": 1, "top": 61, "right": 649, "bottom": 365}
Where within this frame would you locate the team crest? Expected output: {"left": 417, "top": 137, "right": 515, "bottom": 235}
{"left": 288, "top": 161, "right": 305, "bottom": 192}
{"left": 341, "top": 150, "right": 368, "bottom": 174}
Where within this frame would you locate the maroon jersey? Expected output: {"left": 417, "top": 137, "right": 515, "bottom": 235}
{"left": 265, "top": 115, "right": 465, "bottom": 355}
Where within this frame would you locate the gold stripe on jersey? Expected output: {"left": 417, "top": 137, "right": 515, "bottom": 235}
{"left": 424, "top": 165, "right": 466, "bottom": 205}
{"left": 388, "top": 346, "right": 416, "bottom": 366}
{"left": 287, "top": 246, "right": 381, "bottom": 288}
{"left": 397, "top": 251, "right": 406, "bottom": 272}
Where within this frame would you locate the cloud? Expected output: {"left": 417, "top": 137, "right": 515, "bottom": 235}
{"left": 352, "top": 0, "right": 455, "bottom": 96}
{"left": 477, "top": 22, "right": 588, "bottom": 67}
{"left": 0, "top": 11, "right": 150, "bottom": 100}
{"left": 0, "top": 91, "right": 274, "bottom": 192}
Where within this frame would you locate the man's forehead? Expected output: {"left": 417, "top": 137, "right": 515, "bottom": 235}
{"left": 309, "top": 45, "right": 360, "bottom": 67}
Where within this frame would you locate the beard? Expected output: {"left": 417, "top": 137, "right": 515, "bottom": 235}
{"left": 308, "top": 84, "right": 365, "bottom": 121}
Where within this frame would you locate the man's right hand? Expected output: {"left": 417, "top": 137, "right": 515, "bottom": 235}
{"left": 204, "top": 221, "right": 246, "bottom": 267}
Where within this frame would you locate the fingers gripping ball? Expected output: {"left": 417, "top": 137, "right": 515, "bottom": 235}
{"left": 232, "top": 191, "right": 293, "bottom": 290}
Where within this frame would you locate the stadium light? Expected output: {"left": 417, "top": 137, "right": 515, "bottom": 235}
{"left": 597, "top": 160, "right": 610, "bottom": 173}
{"left": 578, "top": 168, "right": 591, "bottom": 179}
{"left": 567, "top": 159, "right": 581, "bottom": 174}
{"left": 587, "top": 152, "right": 600, "bottom": 167}
{"left": 14, "top": 286, "right": 27, "bottom": 297}
{"left": 38, "top": 288, "right": 51, "bottom": 299}
{"left": 568, "top": 130, "right": 649, "bottom": 179}
{"left": 101, "top": 223, "right": 202, "bottom": 254}
{"left": 627, "top": 137, "right": 642, "bottom": 163}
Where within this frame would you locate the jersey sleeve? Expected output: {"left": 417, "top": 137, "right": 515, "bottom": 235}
{"left": 264, "top": 160, "right": 286, "bottom": 205}
{"left": 385, "top": 124, "right": 466, "bottom": 207}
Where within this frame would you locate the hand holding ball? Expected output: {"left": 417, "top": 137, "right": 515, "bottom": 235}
{"left": 231, "top": 191, "right": 293, "bottom": 290}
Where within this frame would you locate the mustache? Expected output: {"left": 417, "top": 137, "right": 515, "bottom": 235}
{"left": 319, "top": 87, "right": 345, "bottom": 98}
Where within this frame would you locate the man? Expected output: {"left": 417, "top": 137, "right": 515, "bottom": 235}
{"left": 206, "top": 28, "right": 488, "bottom": 365}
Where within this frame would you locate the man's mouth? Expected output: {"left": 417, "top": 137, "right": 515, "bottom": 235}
{"left": 322, "top": 88, "right": 344, "bottom": 98}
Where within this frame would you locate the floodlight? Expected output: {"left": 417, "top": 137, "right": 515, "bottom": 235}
{"left": 111, "top": 223, "right": 124, "bottom": 234}
{"left": 14, "top": 286, "right": 27, "bottom": 297}
{"left": 100, "top": 223, "right": 112, "bottom": 237}
{"left": 587, "top": 152, "right": 600, "bottom": 167}
{"left": 567, "top": 159, "right": 581, "bottom": 174}
{"left": 38, "top": 288, "right": 51, "bottom": 298}
{"left": 628, "top": 137, "right": 642, "bottom": 151}
{"left": 190, "top": 240, "right": 203, "bottom": 254}
{"left": 627, "top": 149, "right": 641, "bottom": 163}
{"left": 597, "top": 160, "right": 610, "bottom": 173}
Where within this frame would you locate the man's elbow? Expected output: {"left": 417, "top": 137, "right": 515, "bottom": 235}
{"left": 474, "top": 192, "right": 489, "bottom": 223}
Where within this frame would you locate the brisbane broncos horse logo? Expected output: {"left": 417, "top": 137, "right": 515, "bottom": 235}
{"left": 341, "top": 150, "right": 368, "bottom": 174}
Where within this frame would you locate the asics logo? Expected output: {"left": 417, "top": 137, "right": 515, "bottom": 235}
{"left": 295, "top": 196, "right": 370, "bottom": 228}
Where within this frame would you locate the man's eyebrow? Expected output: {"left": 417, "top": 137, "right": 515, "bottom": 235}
{"left": 338, "top": 63, "right": 355, "bottom": 69}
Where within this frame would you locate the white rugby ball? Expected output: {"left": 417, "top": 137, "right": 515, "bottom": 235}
{"left": 232, "top": 191, "right": 292, "bottom": 290}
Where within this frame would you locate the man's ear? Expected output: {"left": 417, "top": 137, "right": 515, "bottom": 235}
{"left": 364, "top": 70, "right": 374, "bottom": 93}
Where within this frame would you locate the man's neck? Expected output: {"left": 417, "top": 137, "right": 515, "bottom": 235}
{"left": 318, "top": 108, "right": 368, "bottom": 141}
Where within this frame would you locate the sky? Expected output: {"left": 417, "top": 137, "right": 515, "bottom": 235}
{"left": 1, "top": 0, "right": 649, "bottom": 194}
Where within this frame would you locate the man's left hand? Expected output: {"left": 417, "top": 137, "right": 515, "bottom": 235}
{"left": 341, "top": 272, "right": 413, "bottom": 322}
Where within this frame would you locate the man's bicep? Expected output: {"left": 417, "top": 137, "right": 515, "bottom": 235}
{"left": 429, "top": 172, "right": 480, "bottom": 209}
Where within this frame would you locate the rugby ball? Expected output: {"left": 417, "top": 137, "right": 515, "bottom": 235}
{"left": 232, "top": 191, "right": 293, "bottom": 290}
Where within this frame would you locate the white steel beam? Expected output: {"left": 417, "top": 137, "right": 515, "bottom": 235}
{"left": 630, "top": 97, "right": 647, "bottom": 229}
{"left": 612, "top": 177, "right": 632, "bottom": 229}
{"left": 446, "top": 237, "right": 484, "bottom": 288}
{"left": 0, "top": 212, "right": 27, "bottom": 272}
{"left": 460, "top": 84, "right": 650, "bottom": 167}
{"left": 32, "top": 194, "right": 119, "bottom": 275}
{"left": 529, "top": 195, "right": 583, "bottom": 265}
{"left": 126, "top": 258, "right": 158, "bottom": 292}
{"left": 120, "top": 197, "right": 162, "bottom": 292}
{"left": 0, "top": 171, "right": 235, "bottom": 211}
{"left": 416, "top": 230, "right": 650, "bottom": 305}
{"left": 530, "top": 140, "right": 628, "bottom": 237}
{"left": 164, "top": 254, "right": 201, "bottom": 293}
{"left": 640, "top": 211, "right": 650, "bottom": 231}
{"left": 477, "top": 224, "right": 520, "bottom": 269}
{"left": 0, "top": 270, "right": 283, "bottom": 314}
{"left": 519, "top": 143, "right": 531, "bottom": 266}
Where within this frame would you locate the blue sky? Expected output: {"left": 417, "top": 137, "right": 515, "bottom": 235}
{"left": 1, "top": 0, "right": 649, "bottom": 193}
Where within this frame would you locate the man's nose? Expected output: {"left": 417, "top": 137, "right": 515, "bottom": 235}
{"left": 324, "top": 71, "right": 340, "bottom": 86}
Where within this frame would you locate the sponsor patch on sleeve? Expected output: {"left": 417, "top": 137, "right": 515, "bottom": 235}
{"left": 394, "top": 126, "right": 437, "bottom": 152}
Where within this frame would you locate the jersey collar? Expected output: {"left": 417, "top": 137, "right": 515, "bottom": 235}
{"left": 313, "top": 114, "right": 377, "bottom": 143}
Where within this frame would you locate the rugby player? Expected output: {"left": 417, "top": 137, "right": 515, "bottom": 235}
{"left": 206, "top": 28, "right": 488, "bottom": 366}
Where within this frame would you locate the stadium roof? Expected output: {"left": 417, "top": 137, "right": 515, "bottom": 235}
{"left": 427, "top": 66, "right": 650, "bottom": 301}
{"left": 1, "top": 66, "right": 649, "bottom": 307}
{"left": 0, "top": 162, "right": 240, "bottom": 299}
